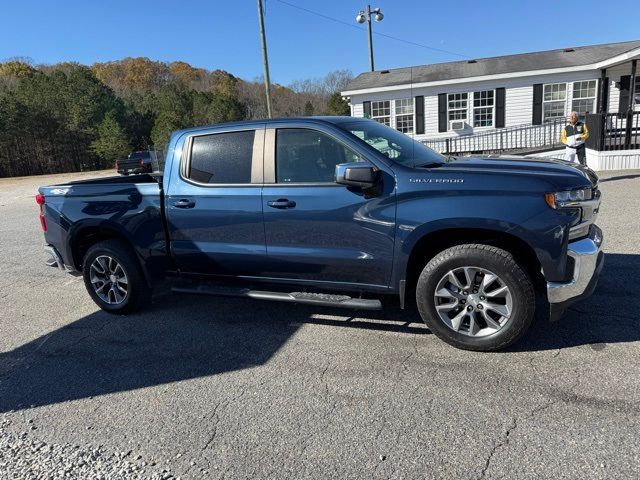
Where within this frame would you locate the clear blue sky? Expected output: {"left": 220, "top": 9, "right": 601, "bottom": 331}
{"left": 2, "top": 0, "right": 638, "bottom": 85}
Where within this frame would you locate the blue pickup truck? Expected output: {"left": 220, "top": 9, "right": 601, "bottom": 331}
{"left": 37, "top": 117, "right": 604, "bottom": 351}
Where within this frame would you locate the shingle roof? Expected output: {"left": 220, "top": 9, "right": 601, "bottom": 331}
{"left": 343, "top": 40, "right": 640, "bottom": 92}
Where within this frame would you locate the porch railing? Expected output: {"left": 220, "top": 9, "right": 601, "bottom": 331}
{"left": 421, "top": 118, "right": 566, "bottom": 155}
{"left": 585, "top": 112, "right": 640, "bottom": 151}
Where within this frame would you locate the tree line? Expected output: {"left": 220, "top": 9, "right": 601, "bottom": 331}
{"left": 0, "top": 57, "right": 352, "bottom": 177}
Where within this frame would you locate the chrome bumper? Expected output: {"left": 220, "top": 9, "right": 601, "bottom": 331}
{"left": 547, "top": 225, "right": 604, "bottom": 304}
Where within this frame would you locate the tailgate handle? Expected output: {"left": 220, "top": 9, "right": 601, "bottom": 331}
{"left": 268, "top": 199, "right": 296, "bottom": 209}
{"left": 173, "top": 199, "right": 196, "bottom": 209}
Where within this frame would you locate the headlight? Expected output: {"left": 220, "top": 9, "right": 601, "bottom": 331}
{"left": 545, "top": 187, "right": 592, "bottom": 209}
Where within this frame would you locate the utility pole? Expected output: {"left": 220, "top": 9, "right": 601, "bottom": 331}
{"left": 256, "top": 0, "right": 273, "bottom": 118}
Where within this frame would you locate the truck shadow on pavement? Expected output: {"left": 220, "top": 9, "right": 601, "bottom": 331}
{"left": 0, "top": 253, "right": 637, "bottom": 412}
{"left": 0, "top": 294, "right": 426, "bottom": 413}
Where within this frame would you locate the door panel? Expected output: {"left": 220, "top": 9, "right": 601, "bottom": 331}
{"left": 262, "top": 185, "right": 396, "bottom": 286}
{"left": 167, "top": 187, "right": 266, "bottom": 275}
{"left": 262, "top": 127, "right": 396, "bottom": 287}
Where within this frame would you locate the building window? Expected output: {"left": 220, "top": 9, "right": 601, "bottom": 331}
{"left": 543, "top": 83, "right": 567, "bottom": 122}
{"left": 571, "top": 80, "right": 597, "bottom": 117}
{"left": 394, "top": 98, "right": 414, "bottom": 134}
{"left": 473, "top": 90, "right": 494, "bottom": 127}
{"left": 371, "top": 101, "right": 390, "bottom": 126}
{"left": 448, "top": 93, "right": 468, "bottom": 121}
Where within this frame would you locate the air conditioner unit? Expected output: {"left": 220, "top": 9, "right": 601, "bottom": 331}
{"left": 450, "top": 120, "right": 467, "bottom": 131}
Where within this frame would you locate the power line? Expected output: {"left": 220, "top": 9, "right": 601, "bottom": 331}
{"left": 275, "top": 0, "right": 471, "bottom": 59}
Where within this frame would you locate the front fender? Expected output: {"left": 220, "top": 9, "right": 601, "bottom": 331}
{"left": 390, "top": 190, "right": 576, "bottom": 290}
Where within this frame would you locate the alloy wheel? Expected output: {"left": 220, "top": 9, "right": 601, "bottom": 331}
{"left": 433, "top": 266, "right": 513, "bottom": 337}
{"left": 89, "top": 255, "right": 129, "bottom": 305}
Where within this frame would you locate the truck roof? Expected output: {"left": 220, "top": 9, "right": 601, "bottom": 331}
{"left": 172, "top": 116, "right": 361, "bottom": 136}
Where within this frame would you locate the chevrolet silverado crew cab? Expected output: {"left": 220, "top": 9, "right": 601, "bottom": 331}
{"left": 37, "top": 117, "right": 604, "bottom": 351}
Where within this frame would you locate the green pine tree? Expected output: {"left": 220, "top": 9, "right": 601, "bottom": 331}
{"left": 304, "top": 100, "right": 315, "bottom": 116}
{"left": 326, "top": 92, "right": 350, "bottom": 116}
{"left": 90, "top": 111, "right": 131, "bottom": 167}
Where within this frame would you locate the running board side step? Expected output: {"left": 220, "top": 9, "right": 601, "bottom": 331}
{"left": 171, "top": 285, "right": 382, "bottom": 310}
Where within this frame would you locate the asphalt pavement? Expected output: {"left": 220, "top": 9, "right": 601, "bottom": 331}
{"left": 0, "top": 169, "right": 639, "bottom": 479}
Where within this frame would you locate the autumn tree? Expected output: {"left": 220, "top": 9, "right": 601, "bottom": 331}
{"left": 0, "top": 58, "right": 352, "bottom": 177}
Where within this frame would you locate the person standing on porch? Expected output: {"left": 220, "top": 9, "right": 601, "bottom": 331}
{"left": 561, "top": 111, "right": 589, "bottom": 165}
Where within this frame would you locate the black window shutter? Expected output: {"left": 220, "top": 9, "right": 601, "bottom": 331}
{"left": 618, "top": 75, "right": 631, "bottom": 114}
{"left": 363, "top": 101, "right": 371, "bottom": 118}
{"left": 495, "top": 88, "right": 506, "bottom": 128}
{"left": 532, "top": 84, "right": 543, "bottom": 125}
{"left": 438, "top": 93, "right": 447, "bottom": 132}
{"left": 414, "top": 96, "right": 425, "bottom": 134}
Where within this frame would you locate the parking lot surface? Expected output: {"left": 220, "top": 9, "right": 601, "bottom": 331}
{"left": 1, "top": 169, "right": 639, "bottom": 479}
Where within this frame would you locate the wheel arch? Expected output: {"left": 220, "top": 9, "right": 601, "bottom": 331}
{"left": 70, "top": 221, "right": 152, "bottom": 287}
{"left": 403, "top": 227, "right": 544, "bottom": 297}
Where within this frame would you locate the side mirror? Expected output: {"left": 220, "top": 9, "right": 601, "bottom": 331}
{"left": 335, "top": 162, "right": 380, "bottom": 189}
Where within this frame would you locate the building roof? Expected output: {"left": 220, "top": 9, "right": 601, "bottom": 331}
{"left": 343, "top": 40, "right": 640, "bottom": 93}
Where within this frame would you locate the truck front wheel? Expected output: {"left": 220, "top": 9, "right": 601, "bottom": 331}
{"left": 82, "top": 240, "right": 151, "bottom": 314}
{"left": 416, "top": 244, "right": 535, "bottom": 351}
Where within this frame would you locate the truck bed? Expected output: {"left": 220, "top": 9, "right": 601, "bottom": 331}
{"left": 39, "top": 173, "right": 168, "bottom": 278}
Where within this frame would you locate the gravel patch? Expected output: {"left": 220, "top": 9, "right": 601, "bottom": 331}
{"left": 0, "top": 415, "right": 177, "bottom": 480}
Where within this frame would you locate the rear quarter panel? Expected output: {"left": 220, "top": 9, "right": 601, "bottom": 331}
{"left": 40, "top": 181, "right": 167, "bottom": 279}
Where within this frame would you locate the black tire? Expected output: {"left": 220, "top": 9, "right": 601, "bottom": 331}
{"left": 416, "top": 244, "right": 535, "bottom": 352}
{"left": 82, "top": 239, "right": 151, "bottom": 314}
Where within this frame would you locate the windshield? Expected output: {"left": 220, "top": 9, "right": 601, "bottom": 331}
{"left": 337, "top": 119, "right": 446, "bottom": 167}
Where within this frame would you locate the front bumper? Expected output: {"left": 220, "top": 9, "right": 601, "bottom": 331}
{"left": 547, "top": 224, "right": 604, "bottom": 305}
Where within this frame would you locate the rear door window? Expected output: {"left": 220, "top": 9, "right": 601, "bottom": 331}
{"left": 187, "top": 130, "right": 255, "bottom": 184}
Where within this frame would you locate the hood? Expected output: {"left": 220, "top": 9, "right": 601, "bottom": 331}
{"left": 436, "top": 154, "right": 598, "bottom": 189}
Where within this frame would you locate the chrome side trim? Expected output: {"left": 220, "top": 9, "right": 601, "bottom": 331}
{"left": 547, "top": 225, "right": 604, "bottom": 304}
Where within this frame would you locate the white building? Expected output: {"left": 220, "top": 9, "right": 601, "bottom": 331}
{"left": 341, "top": 40, "right": 640, "bottom": 170}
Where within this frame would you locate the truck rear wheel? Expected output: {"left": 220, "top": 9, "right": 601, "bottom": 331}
{"left": 82, "top": 240, "right": 151, "bottom": 314}
{"left": 416, "top": 244, "right": 535, "bottom": 351}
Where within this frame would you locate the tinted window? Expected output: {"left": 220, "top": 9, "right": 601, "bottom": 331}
{"left": 276, "top": 129, "right": 362, "bottom": 183}
{"left": 188, "top": 130, "right": 255, "bottom": 184}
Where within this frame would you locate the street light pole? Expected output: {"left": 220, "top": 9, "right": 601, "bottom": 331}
{"left": 366, "top": 5, "right": 374, "bottom": 72}
{"left": 356, "top": 5, "right": 384, "bottom": 72}
{"left": 256, "top": 0, "right": 273, "bottom": 118}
